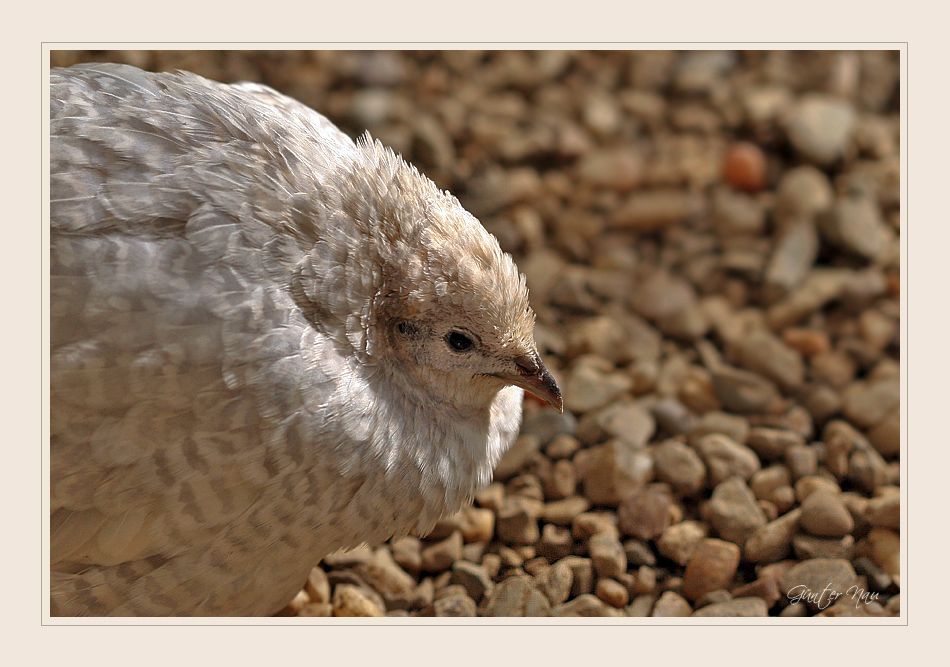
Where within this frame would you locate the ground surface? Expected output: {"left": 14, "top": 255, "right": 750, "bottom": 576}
{"left": 50, "top": 49, "right": 901, "bottom": 618}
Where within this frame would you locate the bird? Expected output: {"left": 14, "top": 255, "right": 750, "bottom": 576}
{"left": 49, "top": 62, "right": 561, "bottom": 616}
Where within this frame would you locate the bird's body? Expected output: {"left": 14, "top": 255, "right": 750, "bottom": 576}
{"left": 50, "top": 64, "right": 559, "bottom": 616}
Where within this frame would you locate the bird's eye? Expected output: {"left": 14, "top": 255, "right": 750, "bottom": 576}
{"left": 446, "top": 331, "right": 474, "bottom": 352}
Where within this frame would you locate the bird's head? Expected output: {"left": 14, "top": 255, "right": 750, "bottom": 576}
{"left": 342, "top": 136, "right": 562, "bottom": 415}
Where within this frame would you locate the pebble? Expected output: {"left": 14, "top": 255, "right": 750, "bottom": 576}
{"left": 580, "top": 440, "right": 654, "bottom": 507}
{"left": 784, "top": 94, "right": 857, "bottom": 165}
{"left": 722, "top": 142, "right": 768, "bottom": 193}
{"left": 682, "top": 538, "right": 741, "bottom": 601}
{"left": 304, "top": 567, "right": 331, "bottom": 604}
{"left": 750, "top": 465, "right": 793, "bottom": 501}
{"left": 732, "top": 576, "right": 782, "bottom": 608}
{"left": 560, "top": 556, "right": 595, "bottom": 597}
{"left": 653, "top": 439, "right": 707, "bottom": 496}
{"left": 779, "top": 558, "right": 858, "bottom": 611}
{"left": 520, "top": 407, "right": 578, "bottom": 444}
{"left": 692, "top": 597, "right": 769, "bottom": 617}
{"left": 332, "top": 584, "right": 386, "bottom": 617}
{"left": 842, "top": 376, "right": 900, "bottom": 429}
{"left": 537, "top": 560, "right": 574, "bottom": 605}
{"left": 545, "top": 433, "right": 582, "bottom": 460}
{"left": 421, "top": 531, "right": 464, "bottom": 573}
{"left": 587, "top": 400, "right": 657, "bottom": 448}
{"left": 657, "top": 520, "right": 709, "bottom": 566}
{"left": 731, "top": 328, "right": 805, "bottom": 389}
{"left": 651, "top": 591, "right": 693, "bottom": 617}
{"left": 792, "top": 534, "right": 855, "bottom": 561}
{"left": 540, "top": 458, "right": 577, "bottom": 500}
{"left": 867, "top": 528, "right": 900, "bottom": 580}
{"left": 536, "top": 523, "right": 573, "bottom": 563}
{"left": 493, "top": 433, "right": 541, "bottom": 480}
{"left": 562, "top": 361, "right": 634, "bottom": 414}
{"left": 351, "top": 548, "right": 417, "bottom": 608}
{"left": 577, "top": 148, "right": 643, "bottom": 193}
{"left": 799, "top": 491, "right": 854, "bottom": 537}
{"left": 450, "top": 561, "right": 494, "bottom": 604}
{"left": 588, "top": 533, "right": 628, "bottom": 579}
{"left": 706, "top": 477, "right": 768, "bottom": 546}
{"left": 694, "top": 433, "right": 761, "bottom": 485}
{"left": 744, "top": 508, "right": 801, "bottom": 563}
{"left": 433, "top": 593, "right": 477, "bottom": 617}
{"left": 819, "top": 192, "right": 892, "bottom": 261}
{"left": 595, "top": 578, "right": 630, "bottom": 608}
{"left": 542, "top": 496, "right": 591, "bottom": 526}
{"left": 572, "top": 511, "right": 619, "bottom": 541}
{"left": 775, "top": 165, "right": 834, "bottom": 220}
{"left": 785, "top": 443, "right": 819, "bottom": 480}
{"left": 550, "top": 594, "right": 621, "bottom": 617}
{"left": 483, "top": 575, "right": 551, "bottom": 617}
{"left": 617, "top": 486, "right": 674, "bottom": 540}
{"left": 495, "top": 498, "right": 541, "bottom": 546}
{"left": 709, "top": 363, "right": 781, "bottom": 414}
{"left": 455, "top": 506, "right": 496, "bottom": 543}
{"left": 690, "top": 411, "right": 751, "bottom": 445}
{"left": 712, "top": 187, "right": 766, "bottom": 236}
{"left": 864, "top": 487, "right": 900, "bottom": 529}
{"left": 764, "top": 219, "right": 820, "bottom": 299}
{"left": 610, "top": 189, "right": 704, "bottom": 232}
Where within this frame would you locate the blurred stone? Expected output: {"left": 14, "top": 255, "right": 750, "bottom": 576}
{"left": 694, "top": 433, "right": 761, "bottom": 485}
{"left": 617, "top": 486, "right": 674, "bottom": 540}
{"left": 682, "top": 538, "right": 741, "bottom": 601}
{"left": 744, "top": 509, "right": 801, "bottom": 563}
{"left": 657, "top": 520, "right": 709, "bottom": 566}
{"left": 483, "top": 575, "right": 551, "bottom": 617}
{"left": 653, "top": 439, "right": 707, "bottom": 496}
{"left": 799, "top": 491, "right": 854, "bottom": 537}
{"left": 785, "top": 94, "right": 857, "bottom": 165}
{"left": 652, "top": 591, "right": 693, "bottom": 617}
{"left": 706, "top": 477, "right": 768, "bottom": 546}
{"left": 780, "top": 558, "right": 858, "bottom": 612}
{"left": 692, "top": 597, "right": 768, "bottom": 617}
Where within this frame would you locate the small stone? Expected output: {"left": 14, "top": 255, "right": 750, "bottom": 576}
{"left": 653, "top": 439, "right": 707, "bottom": 497}
{"left": 551, "top": 593, "right": 620, "bottom": 617}
{"left": 690, "top": 411, "right": 751, "bottom": 444}
{"left": 706, "top": 477, "right": 767, "bottom": 546}
{"left": 588, "top": 533, "right": 627, "bottom": 579}
{"left": 692, "top": 597, "right": 768, "bottom": 617}
{"left": 819, "top": 193, "right": 892, "bottom": 261}
{"left": 450, "top": 561, "right": 494, "bottom": 603}
{"left": 657, "top": 520, "right": 708, "bottom": 566}
{"left": 494, "top": 433, "right": 542, "bottom": 480}
{"left": 746, "top": 427, "right": 805, "bottom": 461}
{"left": 784, "top": 94, "right": 857, "bottom": 165}
{"left": 775, "top": 165, "right": 834, "bottom": 219}
{"left": 794, "top": 476, "right": 841, "bottom": 502}
{"left": 750, "top": 465, "right": 792, "bottom": 501}
{"left": 764, "top": 219, "right": 820, "bottom": 298}
{"left": 792, "top": 534, "right": 855, "bottom": 560}
{"left": 536, "top": 523, "right": 574, "bottom": 563}
{"left": 580, "top": 440, "right": 654, "bottom": 507}
{"left": 712, "top": 186, "right": 766, "bottom": 236}
{"left": 617, "top": 486, "right": 673, "bottom": 540}
{"left": 731, "top": 328, "right": 805, "bottom": 389}
{"left": 304, "top": 567, "right": 331, "bottom": 604}
{"left": 560, "top": 556, "right": 595, "bottom": 597}
{"left": 800, "top": 491, "right": 854, "bottom": 537}
{"left": 710, "top": 364, "right": 781, "bottom": 414}
{"left": 538, "top": 559, "right": 574, "bottom": 605}
{"left": 732, "top": 577, "right": 782, "bottom": 608}
{"left": 474, "top": 482, "right": 505, "bottom": 513}
{"left": 722, "top": 142, "right": 767, "bottom": 193}
{"left": 590, "top": 400, "right": 657, "bottom": 448}
{"left": 780, "top": 558, "right": 858, "bottom": 611}
{"left": 433, "top": 593, "right": 477, "bottom": 617}
{"left": 332, "top": 584, "right": 385, "bottom": 617}
{"left": 577, "top": 148, "right": 643, "bottom": 193}
{"left": 624, "top": 540, "right": 657, "bottom": 567}
{"left": 520, "top": 408, "right": 578, "bottom": 444}
{"left": 867, "top": 407, "right": 900, "bottom": 458}
{"left": 298, "top": 602, "right": 333, "bottom": 617}
{"left": 842, "top": 376, "right": 900, "bottom": 429}
{"left": 694, "top": 433, "right": 761, "bottom": 485}
{"left": 651, "top": 591, "right": 693, "bottom": 617}
{"left": 545, "top": 433, "right": 581, "bottom": 459}
{"left": 352, "top": 548, "right": 417, "bottom": 608}
{"left": 610, "top": 189, "right": 704, "bottom": 232}
{"left": 496, "top": 498, "right": 541, "bottom": 546}
{"left": 626, "top": 594, "right": 657, "bottom": 617}
{"left": 744, "top": 509, "right": 801, "bottom": 563}
{"left": 782, "top": 328, "right": 831, "bottom": 357}
{"left": 632, "top": 565, "right": 658, "bottom": 596}
{"left": 785, "top": 443, "right": 819, "bottom": 480}
{"left": 596, "top": 578, "right": 630, "bottom": 608}
{"left": 682, "top": 538, "right": 741, "bottom": 601}
{"left": 483, "top": 575, "right": 550, "bottom": 617}
{"left": 865, "top": 487, "right": 900, "bottom": 529}
{"left": 542, "top": 496, "right": 591, "bottom": 526}
{"left": 562, "top": 361, "right": 634, "bottom": 414}
{"left": 572, "top": 512, "right": 619, "bottom": 541}
{"left": 766, "top": 269, "right": 851, "bottom": 329}
{"left": 421, "top": 531, "right": 464, "bottom": 573}
{"left": 810, "top": 350, "right": 858, "bottom": 389}
{"left": 867, "top": 528, "right": 900, "bottom": 581}
{"left": 456, "top": 506, "right": 496, "bottom": 544}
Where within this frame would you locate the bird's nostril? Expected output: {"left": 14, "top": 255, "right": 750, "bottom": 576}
{"left": 515, "top": 353, "right": 540, "bottom": 375}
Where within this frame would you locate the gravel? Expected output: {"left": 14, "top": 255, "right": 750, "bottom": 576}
{"left": 53, "top": 49, "right": 900, "bottom": 619}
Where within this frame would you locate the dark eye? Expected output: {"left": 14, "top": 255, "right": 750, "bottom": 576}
{"left": 446, "top": 331, "right": 474, "bottom": 352}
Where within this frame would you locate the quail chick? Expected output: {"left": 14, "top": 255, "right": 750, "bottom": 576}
{"left": 50, "top": 63, "right": 560, "bottom": 616}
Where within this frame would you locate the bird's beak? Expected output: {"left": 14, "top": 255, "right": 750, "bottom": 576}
{"left": 503, "top": 352, "right": 563, "bottom": 413}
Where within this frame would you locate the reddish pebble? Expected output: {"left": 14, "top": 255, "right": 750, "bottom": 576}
{"left": 782, "top": 328, "right": 831, "bottom": 356}
{"left": 723, "top": 142, "right": 768, "bottom": 192}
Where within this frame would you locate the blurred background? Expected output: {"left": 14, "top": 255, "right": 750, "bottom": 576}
{"left": 50, "top": 50, "right": 901, "bottom": 618}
